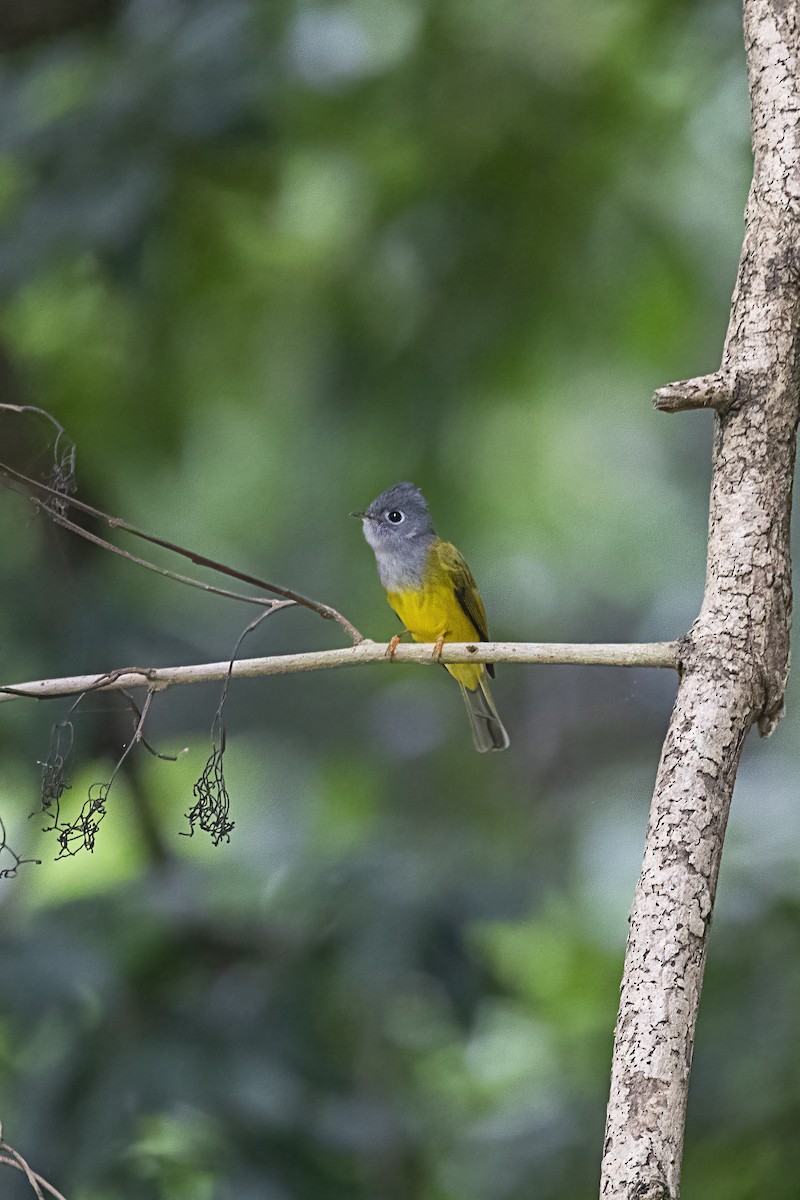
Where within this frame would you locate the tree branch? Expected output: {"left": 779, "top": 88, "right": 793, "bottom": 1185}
{"left": 601, "top": 2, "right": 800, "bottom": 1196}
{"left": 652, "top": 370, "right": 732, "bottom": 414}
{"left": 0, "top": 1121, "right": 68, "bottom": 1200}
{"left": 0, "top": 641, "right": 679, "bottom": 705}
{"left": 0, "top": 457, "right": 363, "bottom": 643}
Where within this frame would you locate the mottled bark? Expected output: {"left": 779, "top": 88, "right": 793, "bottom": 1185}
{"left": 600, "top": 2, "right": 800, "bottom": 1197}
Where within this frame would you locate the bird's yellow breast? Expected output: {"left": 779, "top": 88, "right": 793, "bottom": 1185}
{"left": 386, "top": 583, "right": 477, "bottom": 644}
{"left": 386, "top": 560, "right": 483, "bottom": 690}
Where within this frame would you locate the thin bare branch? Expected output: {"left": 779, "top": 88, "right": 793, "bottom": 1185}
{"left": 0, "top": 403, "right": 70, "bottom": 440}
{"left": 0, "top": 1155, "right": 45, "bottom": 1200}
{"left": 0, "top": 458, "right": 362, "bottom": 642}
{"left": 0, "top": 1121, "right": 68, "bottom": 1200}
{"left": 4, "top": 472, "right": 294, "bottom": 610}
{"left": 108, "top": 688, "right": 155, "bottom": 781}
{"left": 0, "top": 641, "right": 679, "bottom": 706}
{"left": 120, "top": 690, "right": 181, "bottom": 761}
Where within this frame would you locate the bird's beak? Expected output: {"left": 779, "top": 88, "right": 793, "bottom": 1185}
{"left": 350, "top": 511, "right": 373, "bottom": 520}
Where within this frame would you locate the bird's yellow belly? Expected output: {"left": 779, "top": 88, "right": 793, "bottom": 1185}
{"left": 386, "top": 585, "right": 483, "bottom": 690}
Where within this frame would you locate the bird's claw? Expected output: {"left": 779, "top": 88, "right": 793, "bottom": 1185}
{"left": 386, "top": 635, "right": 402, "bottom": 660}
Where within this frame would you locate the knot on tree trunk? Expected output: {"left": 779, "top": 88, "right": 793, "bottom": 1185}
{"left": 679, "top": 617, "right": 787, "bottom": 739}
{"left": 631, "top": 1181, "right": 671, "bottom": 1200}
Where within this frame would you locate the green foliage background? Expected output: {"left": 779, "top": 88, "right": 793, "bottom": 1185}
{"left": 1, "top": 0, "right": 799, "bottom": 1196}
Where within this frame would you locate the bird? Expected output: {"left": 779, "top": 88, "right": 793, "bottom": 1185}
{"left": 353, "top": 482, "right": 509, "bottom": 752}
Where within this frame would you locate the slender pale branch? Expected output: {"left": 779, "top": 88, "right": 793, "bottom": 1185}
{"left": 0, "top": 458, "right": 363, "bottom": 643}
{"left": 0, "top": 1120, "right": 68, "bottom": 1200}
{"left": 0, "top": 402, "right": 70, "bottom": 439}
{"left": 0, "top": 641, "right": 679, "bottom": 704}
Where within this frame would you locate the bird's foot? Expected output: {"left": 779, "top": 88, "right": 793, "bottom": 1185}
{"left": 432, "top": 634, "right": 446, "bottom": 662}
{"left": 386, "top": 634, "right": 402, "bottom": 660}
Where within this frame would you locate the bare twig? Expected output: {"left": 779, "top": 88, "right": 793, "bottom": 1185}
{"left": 5, "top": 473, "right": 296, "bottom": 610}
{"left": 0, "top": 403, "right": 70, "bottom": 440}
{"left": 0, "top": 1154, "right": 45, "bottom": 1200}
{"left": 0, "top": 641, "right": 679, "bottom": 706}
{"left": 0, "top": 459, "right": 362, "bottom": 642}
{"left": 120, "top": 690, "right": 181, "bottom": 761}
{"left": 0, "top": 1121, "right": 68, "bottom": 1200}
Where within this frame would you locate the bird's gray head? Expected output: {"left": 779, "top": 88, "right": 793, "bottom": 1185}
{"left": 352, "top": 482, "right": 436, "bottom": 588}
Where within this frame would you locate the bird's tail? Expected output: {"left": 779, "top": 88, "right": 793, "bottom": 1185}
{"left": 459, "top": 675, "right": 510, "bottom": 752}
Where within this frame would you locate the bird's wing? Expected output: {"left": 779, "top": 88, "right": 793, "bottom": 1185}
{"left": 437, "top": 541, "right": 494, "bottom": 677}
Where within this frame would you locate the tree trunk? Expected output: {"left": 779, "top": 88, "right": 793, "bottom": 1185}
{"left": 600, "top": 1, "right": 800, "bottom": 1196}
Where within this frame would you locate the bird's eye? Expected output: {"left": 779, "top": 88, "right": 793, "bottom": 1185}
{"left": 387, "top": 510, "right": 404, "bottom": 524}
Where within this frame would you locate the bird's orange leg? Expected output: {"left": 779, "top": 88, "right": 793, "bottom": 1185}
{"left": 432, "top": 634, "right": 446, "bottom": 662}
{"left": 386, "top": 634, "right": 402, "bottom": 660}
